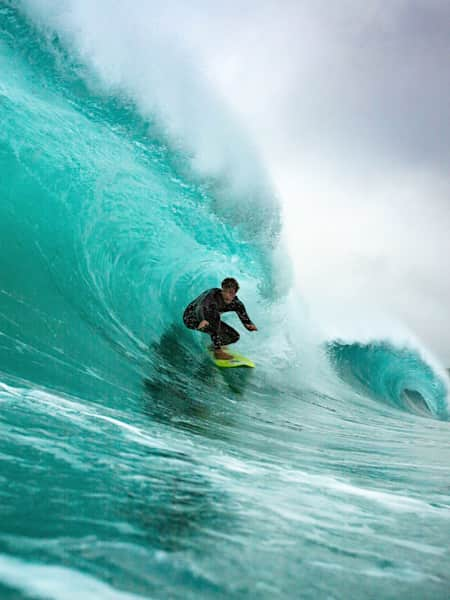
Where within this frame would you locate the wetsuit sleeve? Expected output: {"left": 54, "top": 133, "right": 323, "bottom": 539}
{"left": 234, "top": 299, "right": 253, "bottom": 327}
{"left": 191, "top": 289, "right": 216, "bottom": 324}
{"left": 201, "top": 295, "right": 221, "bottom": 336}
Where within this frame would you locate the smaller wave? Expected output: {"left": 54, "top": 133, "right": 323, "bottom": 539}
{"left": 326, "top": 340, "right": 449, "bottom": 420}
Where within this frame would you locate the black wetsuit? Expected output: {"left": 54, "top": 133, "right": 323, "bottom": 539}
{"left": 183, "top": 288, "right": 254, "bottom": 349}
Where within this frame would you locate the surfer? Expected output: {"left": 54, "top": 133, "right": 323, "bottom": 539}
{"left": 183, "top": 278, "right": 258, "bottom": 360}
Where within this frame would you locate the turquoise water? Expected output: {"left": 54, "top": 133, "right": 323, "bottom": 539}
{"left": 1, "top": 4, "right": 449, "bottom": 598}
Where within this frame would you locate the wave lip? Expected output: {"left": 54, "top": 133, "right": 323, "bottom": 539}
{"left": 326, "top": 340, "right": 449, "bottom": 419}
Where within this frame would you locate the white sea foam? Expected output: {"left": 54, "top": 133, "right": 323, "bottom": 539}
{"left": 0, "top": 553, "right": 147, "bottom": 599}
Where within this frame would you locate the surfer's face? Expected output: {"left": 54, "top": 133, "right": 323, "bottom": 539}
{"left": 221, "top": 288, "right": 237, "bottom": 304}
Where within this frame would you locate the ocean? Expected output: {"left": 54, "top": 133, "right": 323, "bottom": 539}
{"left": 1, "top": 3, "right": 449, "bottom": 598}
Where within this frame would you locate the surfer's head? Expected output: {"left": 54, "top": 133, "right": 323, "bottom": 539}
{"left": 221, "top": 277, "right": 239, "bottom": 303}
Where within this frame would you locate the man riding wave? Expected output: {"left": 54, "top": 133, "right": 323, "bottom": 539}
{"left": 183, "top": 278, "right": 257, "bottom": 360}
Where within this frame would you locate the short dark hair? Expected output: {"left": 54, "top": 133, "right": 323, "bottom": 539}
{"left": 221, "top": 277, "right": 239, "bottom": 292}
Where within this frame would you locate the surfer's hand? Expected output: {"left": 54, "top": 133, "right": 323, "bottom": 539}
{"left": 197, "top": 320, "right": 209, "bottom": 330}
{"left": 246, "top": 323, "right": 258, "bottom": 331}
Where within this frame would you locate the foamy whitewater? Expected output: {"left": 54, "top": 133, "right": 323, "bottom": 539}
{"left": 1, "top": 3, "right": 449, "bottom": 599}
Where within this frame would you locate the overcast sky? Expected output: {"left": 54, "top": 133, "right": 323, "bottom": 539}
{"left": 24, "top": 0, "right": 450, "bottom": 363}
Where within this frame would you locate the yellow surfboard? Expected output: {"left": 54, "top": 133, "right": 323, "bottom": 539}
{"left": 207, "top": 348, "right": 255, "bottom": 368}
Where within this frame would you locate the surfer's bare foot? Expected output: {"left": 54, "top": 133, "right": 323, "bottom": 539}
{"left": 214, "top": 349, "right": 232, "bottom": 360}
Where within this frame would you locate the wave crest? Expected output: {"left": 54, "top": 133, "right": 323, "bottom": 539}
{"left": 327, "top": 340, "right": 449, "bottom": 419}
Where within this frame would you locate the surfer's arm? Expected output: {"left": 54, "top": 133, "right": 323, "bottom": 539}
{"left": 234, "top": 299, "right": 257, "bottom": 330}
{"left": 203, "top": 306, "right": 220, "bottom": 332}
{"left": 203, "top": 307, "right": 222, "bottom": 348}
{"left": 200, "top": 296, "right": 221, "bottom": 335}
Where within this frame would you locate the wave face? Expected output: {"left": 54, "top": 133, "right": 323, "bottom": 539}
{"left": 1, "top": 4, "right": 450, "bottom": 599}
